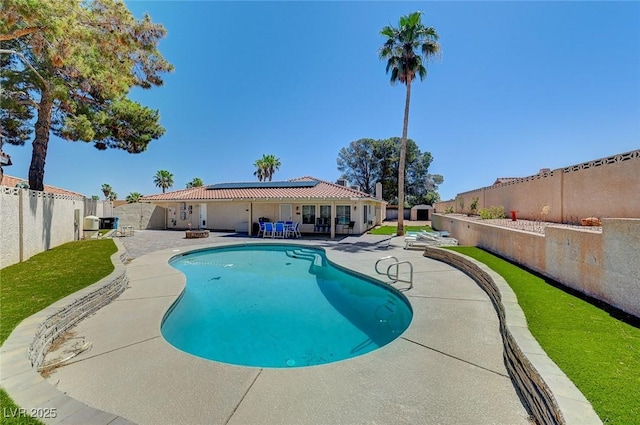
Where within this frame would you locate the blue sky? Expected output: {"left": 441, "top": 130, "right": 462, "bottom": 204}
{"left": 5, "top": 1, "right": 640, "bottom": 201}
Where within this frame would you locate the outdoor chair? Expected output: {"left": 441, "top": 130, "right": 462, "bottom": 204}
{"left": 288, "top": 222, "right": 301, "bottom": 238}
{"left": 347, "top": 221, "right": 355, "bottom": 234}
{"left": 274, "top": 222, "right": 286, "bottom": 238}
{"left": 404, "top": 231, "right": 458, "bottom": 249}
{"left": 263, "top": 222, "right": 274, "bottom": 238}
{"left": 257, "top": 221, "right": 265, "bottom": 237}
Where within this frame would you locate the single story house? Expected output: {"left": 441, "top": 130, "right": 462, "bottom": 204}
{"left": 141, "top": 177, "right": 387, "bottom": 238}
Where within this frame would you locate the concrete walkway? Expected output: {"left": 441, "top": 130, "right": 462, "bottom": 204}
{"left": 8, "top": 230, "right": 533, "bottom": 424}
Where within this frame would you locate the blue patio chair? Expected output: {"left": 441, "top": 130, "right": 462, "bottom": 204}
{"left": 257, "top": 221, "right": 265, "bottom": 237}
{"left": 292, "top": 222, "right": 301, "bottom": 238}
{"left": 263, "top": 222, "right": 274, "bottom": 238}
{"left": 286, "top": 222, "right": 301, "bottom": 238}
{"left": 274, "top": 222, "right": 286, "bottom": 238}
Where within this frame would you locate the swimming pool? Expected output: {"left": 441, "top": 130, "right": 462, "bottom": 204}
{"left": 161, "top": 244, "right": 412, "bottom": 368}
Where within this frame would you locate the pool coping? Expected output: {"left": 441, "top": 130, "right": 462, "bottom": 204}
{"left": 0, "top": 238, "right": 601, "bottom": 425}
{"left": 422, "top": 247, "right": 602, "bottom": 425}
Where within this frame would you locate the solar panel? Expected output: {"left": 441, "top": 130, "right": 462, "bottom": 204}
{"left": 206, "top": 181, "right": 319, "bottom": 190}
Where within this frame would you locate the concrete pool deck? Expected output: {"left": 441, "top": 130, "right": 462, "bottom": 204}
{"left": 1, "top": 230, "right": 596, "bottom": 424}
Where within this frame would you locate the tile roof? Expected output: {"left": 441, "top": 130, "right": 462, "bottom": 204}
{"left": 141, "top": 176, "right": 383, "bottom": 202}
{"left": 1, "top": 175, "right": 85, "bottom": 197}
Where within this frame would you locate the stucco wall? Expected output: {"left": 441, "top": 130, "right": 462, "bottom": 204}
{"left": 84, "top": 199, "right": 113, "bottom": 217}
{"left": 210, "top": 201, "right": 251, "bottom": 231}
{"left": 1, "top": 188, "right": 22, "bottom": 267}
{"left": 1, "top": 187, "right": 85, "bottom": 268}
{"left": 114, "top": 203, "right": 166, "bottom": 229}
{"left": 432, "top": 214, "right": 640, "bottom": 318}
{"left": 433, "top": 214, "right": 547, "bottom": 275}
{"left": 601, "top": 219, "right": 640, "bottom": 315}
{"left": 435, "top": 149, "right": 640, "bottom": 222}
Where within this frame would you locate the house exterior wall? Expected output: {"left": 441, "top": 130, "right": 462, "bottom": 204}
{"left": 251, "top": 203, "right": 283, "bottom": 224}
{"left": 155, "top": 198, "right": 384, "bottom": 236}
{"left": 431, "top": 214, "right": 640, "bottom": 318}
{"left": 435, "top": 149, "right": 640, "bottom": 222}
{"left": 209, "top": 201, "right": 251, "bottom": 231}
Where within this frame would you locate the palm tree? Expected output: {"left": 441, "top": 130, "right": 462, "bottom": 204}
{"left": 186, "top": 177, "right": 203, "bottom": 188}
{"left": 263, "top": 154, "right": 281, "bottom": 182}
{"left": 379, "top": 11, "right": 440, "bottom": 236}
{"left": 253, "top": 154, "right": 281, "bottom": 182}
{"left": 253, "top": 157, "right": 267, "bottom": 181}
{"left": 108, "top": 191, "right": 118, "bottom": 201}
{"left": 153, "top": 170, "right": 174, "bottom": 193}
{"left": 126, "top": 192, "right": 143, "bottom": 203}
{"left": 101, "top": 183, "right": 112, "bottom": 200}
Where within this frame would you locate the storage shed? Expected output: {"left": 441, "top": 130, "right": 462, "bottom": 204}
{"left": 410, "top": 205, "right": 433, "bottom": 221}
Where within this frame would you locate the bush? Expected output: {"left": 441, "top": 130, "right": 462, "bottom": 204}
{"left": 478, "top": 205, "right": 506, "bottom": 219}
{"left": 469, "top": 196, "right": 479, "bottom": 214}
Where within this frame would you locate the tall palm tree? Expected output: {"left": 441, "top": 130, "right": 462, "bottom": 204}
{"left": 126, "top": 192, "right": 143, "bottom": 203}
{"left": 153, "top": 170, "right": 174, "bottom": 193}
{"left": 101, "top": 183, "right": 112, "bottom": 200}
{"left": 108, "top": 191, "right": 118, "bottom": 201}
{"left": 186, "top": 177, "right": 203, "bottom": 188}
{"left": 253, "top": 154, "right": 281, "bottom": 181}
{"left": 380, "top": 11, "right": 440, "bottom": 236}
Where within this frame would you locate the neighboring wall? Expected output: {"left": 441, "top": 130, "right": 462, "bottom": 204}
{"left": 0, "top": 187, "right": 117, "bottom": 267}
{"left": 84, "top": 198, "right": 113, "bottom": 218}
{"left": 432, "top": 214, "right": 640, "bottom": 318}
{"left": 435, "top": 150, "right": 640, "bottom": 222}
{"left": 1, "top": 187, "right": 84, "bottom": 267}
{"left": 114, "top": 203, "right": 166, "bottom": 230}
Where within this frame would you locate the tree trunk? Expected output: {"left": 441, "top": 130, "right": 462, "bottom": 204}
{"left": 397, "top": 80, "right": 412, "bottom": 236}
{"left": 29, "top": 86, "right": 54, "bottom": 192}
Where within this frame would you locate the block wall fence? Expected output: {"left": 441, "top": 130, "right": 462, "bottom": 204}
{"left": 431, "top": 214, "right": 640, "bottom": 319}
{"left": 0, "top": 187, "right": 112, "bottom": 268}
{"left": 434, "top": 149, "right": 640, "bottom": 221}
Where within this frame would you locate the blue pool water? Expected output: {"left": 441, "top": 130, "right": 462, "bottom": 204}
{"left": 161, "top": 244, "right": 412, "bottom": 368}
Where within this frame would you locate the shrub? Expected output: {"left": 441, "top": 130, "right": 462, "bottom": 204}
{"left": 457, "top": 196, "right": 465, "bottom": 213}
{"left": 478, "top": 205, "right": 506, "bottom": 219}
{"left": 470, "top": 196, "right": 479, "bottom": 214}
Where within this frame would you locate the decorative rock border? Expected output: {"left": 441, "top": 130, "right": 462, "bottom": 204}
{"left": 185, "top": 230, "right": 209, "bottom": 238}
{"left": 423, "top": 247, "right": 602, "bottom": 425}
{"left": 0, "top": 240, "right": 135, "bottom": 424}
{"left": 28, "top": 273, "right": 128, "bottom": 368}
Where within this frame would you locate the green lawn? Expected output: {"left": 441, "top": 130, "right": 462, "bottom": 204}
{"left": 1, "top": 239, "right": 117, "bottom": 425}
{"left": 446, "top": 246, "right": 640, "bottom": 425}
{"left": 368, "top": 225, "right": 433, "bottom": 235}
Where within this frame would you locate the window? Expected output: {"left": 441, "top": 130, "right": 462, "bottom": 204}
{"left": 319, "top": 205, "right": 331, "bottom": 220}
{"left": 336, "top": 205, "right": 351, "bottom": 225}
{"left": 302, "top": 205, "right": 316, "bottom": 224}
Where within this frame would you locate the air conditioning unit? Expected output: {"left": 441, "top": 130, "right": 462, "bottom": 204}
{"left": 336, "top": 179, "right": 348, "bottom": 187}
{"left": 350, "top": 185, "right": 360, "bottom": 191}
